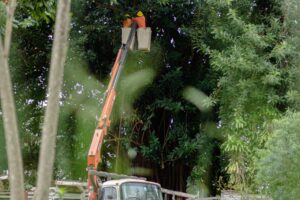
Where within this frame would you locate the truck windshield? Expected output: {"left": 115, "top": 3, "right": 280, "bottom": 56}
{"left": 120, "top": 182, "right": 163, "bottom": 200}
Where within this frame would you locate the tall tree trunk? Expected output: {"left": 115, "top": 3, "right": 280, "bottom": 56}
{"left": 33, "top": 0, "right": 71, "bottom": 199}
{"left": 0, "top": 44, "right": 25, "bottom": 200}
{"left": 0, "top": 0, "right": 25, "bottom": 199}
{"left": 4, "top": 0, "right": 16, "bottom": 57}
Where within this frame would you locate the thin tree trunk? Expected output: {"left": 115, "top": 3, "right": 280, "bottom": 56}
{"left": 4, "top": 0, "right": 16, "bottom": 57}
{"left": 33, "top": 0, "right": 71, "bottom": 199}
{"left": 0, "top": 41, "right": 25, "bottom": 200}
{"left": 0, "top": 0, "right": 25, "bottom": 199}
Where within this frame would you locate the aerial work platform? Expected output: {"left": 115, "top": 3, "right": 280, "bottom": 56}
{"left": 87, "top": 22, "right": 153, "bottom": 200}
{"left": 122, "top": 27, "right": 152, "bottom": 51}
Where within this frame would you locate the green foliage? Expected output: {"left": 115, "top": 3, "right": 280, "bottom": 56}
{"left": 282, "top": 0, "right": 300, "bottom": 110}
{"left": 117, "top": 42, "right": 163, "bottom": 114}
{"left": 186, "top": 134, "right": 217, "bottom": 197}
{"left": 183, "top": 87, "right": 214, "bottom": 112}
{"left": 0, "top": 115, "right": 7, "bottom": 172}
{"left": 254, "top": 1, "right": 300, "bottom": 198}
{"left": 54, "top": 36, "right": 105, "bottom": 180}
{"left": 0, "top": 2, "right": 6, "bottom": 173}
{"left": 17, "top": 0, "right": 56, "bottom": 27}
{"left": 190, "top": 0, "right": 284, "bottom": 190}
{"left": 255, "top": 112, "right": 300, "bottom": 199}
{"left": 0, "top": 2, "right": 5, "bottom": 36}
{"left": 8, "top": 16, "right": 54, "bottom": 183}
{"left": 6, "top": 0, "right": 300, "bottom": 195}
{"left": 59, "top": 0, "right": 222, "bottom": 193}
{"left": 140, "top": 132, "right": 160, "bottom": 162}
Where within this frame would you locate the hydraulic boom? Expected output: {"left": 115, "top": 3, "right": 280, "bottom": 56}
{"left": 87, "top": 23, "right": 137, "bottom": 200}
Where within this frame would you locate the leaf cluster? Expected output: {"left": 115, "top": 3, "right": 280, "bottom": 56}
{"left": 189, "top": 0, "right": 286, "bottom": 190}
{"left": 255, "top": 111, "right": 300, "bottom": 199}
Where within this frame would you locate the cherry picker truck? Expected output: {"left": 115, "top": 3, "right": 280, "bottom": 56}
{"left": 86, "top": 22, "right": 160, "bottom": 200}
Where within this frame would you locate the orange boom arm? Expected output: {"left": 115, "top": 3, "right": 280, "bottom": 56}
{"left": 87, "top": 23, "right": 137, "bottom": 200}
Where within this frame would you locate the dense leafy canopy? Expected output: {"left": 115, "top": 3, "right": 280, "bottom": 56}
{"left": 189, "top": 0, "right": 287, "bottom": 189}
{"left": 0, "top": 0, "right": 300, "bottom": 198}
{"left": 255, "top": 0, "right": 300, "bottom": 199}
{"left": 256, "top": 111, "right": 300, "bottom": 199}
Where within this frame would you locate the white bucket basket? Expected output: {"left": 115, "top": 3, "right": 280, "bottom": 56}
{"left": 137, "top": 27, "right": 152, "bottom": 51}
{"left": 121, "top": 28, "right": 135, "bottom": 50}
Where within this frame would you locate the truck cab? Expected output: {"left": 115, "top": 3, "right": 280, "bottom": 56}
{"left": 99, "top": 179, "right": 163, "bottom": 200}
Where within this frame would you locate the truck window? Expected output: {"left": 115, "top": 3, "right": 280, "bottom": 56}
{"left": 120, "top": 182, "right": 163, "bottom": 200}
{"left": 100, "top": 187, "right": 117, "bottom": 200}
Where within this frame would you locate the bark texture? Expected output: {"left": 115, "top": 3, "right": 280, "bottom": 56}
{"left": 3, "top": 0, "right": 16, "bottom": 57}
{"left": 33, "top": 0, "right": 71, "bottom": 199}
{"left": 0, "top": 0, "right": 25, "bottom": 199}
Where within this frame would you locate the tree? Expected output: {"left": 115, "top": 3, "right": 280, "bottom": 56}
{"left": 1, "top": 0, "right": 71, "bottom": 198}
{"left": 33, "top": 0, "right": 71, "bottom": 199}
{"left": 73, "top": 0, "right": 221, "bottom": 193}
{"left": 0, "top": 0, "right": 25, "bottom": 198}
{"left": 256, "top": 112, "right": 300, "bottom": 199}
{"left": 3, "top": 0, "right": 297, "bottom": 196}
{"left": 255, "top": 0, "right": 300, "bottom": 199}
{"left": 189, "top": 0, "right": 285, "bottom": 190}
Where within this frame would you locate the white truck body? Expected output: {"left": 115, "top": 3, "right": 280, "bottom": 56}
{"left": 99, "top": 179, "right": 163, "bottom": 200}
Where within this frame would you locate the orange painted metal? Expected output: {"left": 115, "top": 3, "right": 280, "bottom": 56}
{"left": 87, "top": 129, "right": 105, "bottom": 167}
{"left": 87, "top": 174, "right": 98, "bottom": 200}
{"left": 87, "top": 48, "right": 124, "bottom": 200}
{"left": 24, "top": 191, "right": 28, "bottom": 200}
{"left": 97, "top": 89, "right": 116, "bottom": 129}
